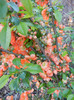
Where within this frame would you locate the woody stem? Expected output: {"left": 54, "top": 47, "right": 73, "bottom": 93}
{"left": 49, "top": 0, "right": 59, "bottom": 53}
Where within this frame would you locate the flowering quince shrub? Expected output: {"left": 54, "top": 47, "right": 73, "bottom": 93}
{"left": 0, "top": 0, "right": 74, "bottom": 100}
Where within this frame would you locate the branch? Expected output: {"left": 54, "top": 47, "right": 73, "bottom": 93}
{"left": 49, "top": 0, "right": 59, "bottom": 53}
{"left": 35, "top": 38, "right": 50, "bottom": 62}
{"left": 29, "top": 18, "right": 56, "bottom": 64}
{"left": 30, "top": 46, "right": 40, "bottom": 55}
{"left": 0, "top": 48, "right": 19, "bottom": 57}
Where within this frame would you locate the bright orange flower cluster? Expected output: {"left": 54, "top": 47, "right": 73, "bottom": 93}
{"left": 6, "top": 95, "right": 13, "bottom": 100}
{"left": 35, "top": 0, "right": 48, "bottom": 7}
{"left": 11, "top": 31, "right": 29, "bottom": 55}
{"left": 20, "top": 89, "right": 34, "bottom": 100}
{"left": 39, "top": 61, "right": 52, "bottom": 81}
{"left": 35, "top": 33, "right": 71, "bottom": 81}
{"left": 0, "top": 31, "right": 38, "bottom": 76}
{"left": 41, "top": 9, "right": 49, "bottom": 20}
{"left": 0, "top": 52, "right": 15, "bottom": 76}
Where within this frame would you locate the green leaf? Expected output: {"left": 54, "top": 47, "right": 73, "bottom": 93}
{"left": 63, "top": 89, "right": 72, "bottom": 98}
{"left": 62, "top": 73, "right": 67, "bottom": 80}
{"left": 20, "top": 0, "right": 33, "bottom": 15}
{"left": 67, "top": 94, "right": 74, "bottom": 100}
{"left": 54, "top": 10, "right": 62, "bottom": 23}
{"left": 47, "top": 88, "right": 56, "bottom": 94}
{"left": 24, "top": 63, "right": 43, "bottom": 74}
{"left": 0, "top": 23, "right": 11, "bottom": 49}
{"left": 0, "top": 0, "right": 8, "bottom": 18}
{"left": 23, "top": 14, "right": 33, "bottom": 19}
{"left": 68, "top": 11, "right": 74, "bottom": 14}
{"left": 12, "top": 58, "right": 21, "bottom": 67}
{"left": 72, "top": 41, "right": 74, "bottom": 48}
{"left": 71, "top": 82, "right": 74, "bottom": 89}
{"left": 10, "top": 16, "right": 19, "bottom": 25}
{"left": 63, "top": 27, "right": 74, "bottom": 31}
{"left": 57, "top": 5, "right": 64, "bottom": 9}
{"left": 18, "top": 11, "right": 28, "bottom": 14}
{"left": 70, "top": 33, "right": 74, "bottom": 40}
{"left": 48, "top": 8, "right": 53, "bottom": 12}
{"left": 9, "top": 78, "right": 19, "bottom": 90}
{"left": 18, "top": 72, "right": 26, "bottom": 79}
{"left": 47, "top": 82, "right": 54, "bottom": 87}
{"left": 22, "top": 72, "right": 30, "bottom": 88}
{"left": 53, "top": 93, "right": 58, "bottom": 98}
{"left": 70, "top": 68, "right": 74, "bottom": 74}
{"left": 8, "top": 67, "right": 19, "bottom": 74}
{"left": 62, "top": 51, "right": 68, "bottom": 57}
{"left": 8, "top": 2, "right": 19, "bottom": 12}
{"left": 17, "top": 22, "right": 28, "bottom": 36}
{"left": 52, "top": 0, "right": 58, "bottom": 5}
{"left": 0, "top": 75, "right": 9, "bottom": 89}
{"left": 36, "top": 30, "right": 42, "bottom": 38}
{"left": 25, "top": 40, "right": 33, "bottom": 48}
{"left": 29, "top": 51, "right": 35, "bottom": 55}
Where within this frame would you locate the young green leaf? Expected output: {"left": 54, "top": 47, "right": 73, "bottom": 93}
{"left": 62, "top": 73, "right": 67, "bottom": 80}
{"left": 54, "top": 10, "right": 62, "bottom": 23}
{"left": 0, "top": 75, "right": 9, "bottom": 89}
{"left": 0, "top": 23, "right": 11, "bottom": 49}
{"left": 62, "top": 51, "right": 68, "bottom": 57}
{"left": 9, "top": 78, "right": 19, "bottom": 90}
{"left": 18, "top": 72, "right": 26, "bottom": 79}
{"left": 17, "top": 22, "right": 28, "bottom": 36}
{"left": 24, "top": 63, "right": 43, "bottom": 74}
{"left": 63, "top": 27, "right": 74, "bottom": 31}
{"left": 67, "top": 94, "right": 74, "bottom": 100}
{"left": 20, "top": 0, "right": 33, "bottom": 15}
{"left": 63, "top": 89, "right": 72, "bottom": 97}
{"left": 12, "top": 58, "right": 21, "bottom": 67}
{"left": 71, "top": 82, "right": 74, "bottom": 89}
{"left": 8, "top": 2, "right": 19, "bottom": 12}
{"left": 8, "top": 67, "right": 19, "bottom": 74}
{"left": 47, "top": 88, "right": 56, "bottom": 94}
{"left": 0, "top": 0, "right": 8, "bottom": 18}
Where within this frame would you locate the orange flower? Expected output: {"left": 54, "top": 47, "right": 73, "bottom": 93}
{"left": 57, "top": 37, "right": 62, "bottom": 45}
{"left": 6, "top": 95, "right": 13, "bottom": 100}
{"left": 59, "top": 30, "right": 63, "bottom": 34}
{"left": 53, "top": 70, "right": 57, "bottom": 75}
{"left": 20, "top": 89, "right": 34, "bottom": 100}
{"left": 63, "top": 55, "right": 71, "bottom": 63}
{"left": 0, "top": 24, "right": 4, "bottom": 32}
{"left": 35, "top": 0, "right": 48, "bottom": 7}
{"left": 36, "top": 81, "right": 40, "bottom": 88}
{"left": 41, "top": 9, "right": 49, "bottom": 20}
{"left": 10, "top": 31, "right": 16, "bottom": 45}
{"left": 21, "top": 59, "right": 30, "bottom": 65}
{"left": 54, "top": 90, "right": 60, "bottom": 96}
{"left": 54, "top": 20, "right": 59, "bottom": 27}
{"left": 20, "top": 93, "right": 28, "bottom": 100}
{"left": 47, "top": 33, "right": 53, "bottom": 39}
{"left": 46, "top": 70, "right": 53, "bottom": 76}
{"left": 0, "top": 69, "right": 3, "bottom": 77}
{"left": 41, "top": 61, "right": 49, "bottom": 70}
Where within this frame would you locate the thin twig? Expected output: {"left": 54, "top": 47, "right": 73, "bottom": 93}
{"left": 0, "top": 48, "right": 19, "bottom": 57}
{"left": 35, "top": 38, "right": 50, "bottom": 62}
{"left": 49, "top": 0, "right": 59, "bottom": 53}
{"left": 29, "top": 18, "right": 56, "bottom": 64}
